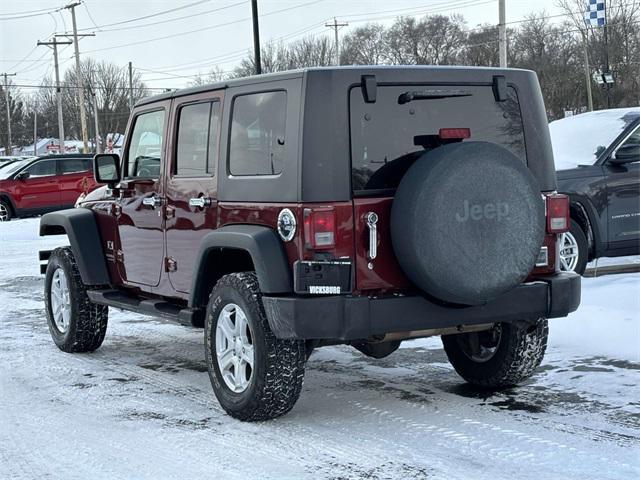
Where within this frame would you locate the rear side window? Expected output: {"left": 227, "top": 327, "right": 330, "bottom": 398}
{"left": 350, "top": 85, "right": 526, "bottom": 193}
{"left": 60, "top": 158, "right": 90, "bottom": 174}
{"left": 25, "top": 159, "right": 56, "bottom": 177}
{"left": 229, "top": 91, "right": 286, "bottom": 176}
{"left": 175, "top": 101, "right": 220, "bottom": 176}
{"left": 126, "top": 109, "right": 165, "bottom": 178}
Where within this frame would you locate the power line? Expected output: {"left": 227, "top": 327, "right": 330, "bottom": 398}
{"left": 90, "top": 1, "right": 247, "bottom": 33}
{"left": 82, "top": 0, "right": 324, "bottom": 54}
{"left": 76, "top": 0, "right": 213, "bottom": 32}
{"left": 0, "top": 6, "right": 65, "bottom": 21}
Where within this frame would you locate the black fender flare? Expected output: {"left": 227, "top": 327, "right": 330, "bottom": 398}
{"left": 567, "top": 195, "right": 602, "bottom": 256}
{"left": 189, "top": 225, "right": 292, "bottom": 308}
{"left": 40, "top": 208, "right": 110, "bottom": 285}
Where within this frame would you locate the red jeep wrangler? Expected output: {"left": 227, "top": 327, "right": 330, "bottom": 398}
{"left": 39, "top": 67, "right": 580, "bottom": 421}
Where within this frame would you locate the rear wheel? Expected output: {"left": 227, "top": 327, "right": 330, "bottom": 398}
{"left": 205, "top": 272, "right": 306, "bottom": 421}
{"left": 44, "top": 247, "right": 109, "bottom": 352}
{"left": 559, "top": 220, "right": 588, "bottom": 275}
{"left": 0, "top": 199, "right": 12, "bottom": 221}
{"left": 442, "top": 319, "right": 548, "bottom": 388}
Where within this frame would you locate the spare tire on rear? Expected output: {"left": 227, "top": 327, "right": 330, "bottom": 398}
{"left": 390, "top": 141, "right": 545, "bottom": 306}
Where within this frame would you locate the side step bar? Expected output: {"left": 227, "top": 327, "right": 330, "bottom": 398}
{"left": 86, "top": 289, "right": 204, "bottom": 327}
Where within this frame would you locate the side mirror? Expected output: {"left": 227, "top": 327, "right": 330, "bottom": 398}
{"left": 16, "top": 171, "right": 30, "bottom": 180}
{"left": 610, "top": 144, "right": 640, "bottom": 165}
{"left": 93, "top": 153, "right": 121, "bottom": 186}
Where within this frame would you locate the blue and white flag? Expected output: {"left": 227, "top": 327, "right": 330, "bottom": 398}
{"left": 584, "top": 0, "right": 606, "bottom": 27}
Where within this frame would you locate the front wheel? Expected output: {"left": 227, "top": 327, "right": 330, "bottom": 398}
{"left": 205, "top": 272, "right": 306, "bottom": 421}
{"left": 44, "top": 247, "right": 109, "bottom": 352}
{"left": 442, "top": 319, "right": 548, "bottom": 388}
{"left": 0, "top": 199, "right": 12, "bottom": 221}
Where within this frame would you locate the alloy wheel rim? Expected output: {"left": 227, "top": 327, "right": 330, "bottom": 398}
{"left": 215, "top": 303, "right": 254, "bottom": 393}
{"left": 0, "top": 203, "right": 8, "bottom": 221}
{"left": 559, "top": 232, "right": 579, "bottom": 272}
{"left": 50, "top": 268, "right": 71, "bottom": 333}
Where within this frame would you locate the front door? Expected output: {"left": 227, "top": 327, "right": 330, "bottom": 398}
{"left": 605, "top": 125, "right": 640, "bottom": 247}
{"left": 17, "top": 158, "right": 60, "bottom": 211}
{"left": 116, "top": 105, "right": 169, "bottom": 287}
{"left": 165, "top": 92, "right": 223, "bottom": 293}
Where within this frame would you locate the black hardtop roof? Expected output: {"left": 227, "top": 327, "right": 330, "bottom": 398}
{"left": 136, "top": 65, "right": 535, "bottom": 107}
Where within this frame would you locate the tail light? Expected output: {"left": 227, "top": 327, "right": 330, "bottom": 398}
{"left": 303, "top": 208, "right": 335, "bottom": 249}
{"left": 439, "top": 128, "right": 471, "bottom": 139}
{"left": 545, "top": 193, "right": 570, "bottom": 233}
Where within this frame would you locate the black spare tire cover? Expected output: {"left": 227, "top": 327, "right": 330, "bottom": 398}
{"left": 390, "top": 141, "right": 545, "bottom": 306}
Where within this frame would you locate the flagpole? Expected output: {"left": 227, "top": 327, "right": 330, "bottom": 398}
{"left": 603, "top": 0, "right": 611, "bottom": 108}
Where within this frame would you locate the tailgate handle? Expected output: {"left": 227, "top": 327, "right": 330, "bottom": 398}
{"left": 366, "top": 212, "right": 378, "bottom": 260}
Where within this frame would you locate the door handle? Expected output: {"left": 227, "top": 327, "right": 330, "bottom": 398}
{"left": 189, "top": 197, "right": 212, "bottom": 208}
{"left": 142, "top": 195, "right": 162, "bottom": 208}
{"left": 366, "top": 211, "right": 378, "bottom": 260}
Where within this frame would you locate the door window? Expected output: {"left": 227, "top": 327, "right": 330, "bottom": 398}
{"left": 616, "top": 125, "right": 640, "bottom": 161}
{"left": 126, "top": 109, "right": 165, "bottom": 178}
{"left": 25, "top": 159, "right": 56, "bottom": 177}
{"left": 175, "top": 101, "right": 220, "bottom": 176}
{"left": 60, "top": 158, "right": 90, "bottom": 174}
{"left": 229, "top": 91, "right": 286, "bottom": 176}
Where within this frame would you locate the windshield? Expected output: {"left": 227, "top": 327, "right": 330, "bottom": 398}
{"left": 350, "top": 84, "right": 526, "bottom": 193}
{"left": 549, "top": 108, "right": 640, "bottom": 170}
{"left": 0, "top": 159, "right": 31, "bottom": 179}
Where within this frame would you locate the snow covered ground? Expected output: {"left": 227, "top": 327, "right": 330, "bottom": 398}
{"left": 1, "top": 218, "right": 639, "bottom": 480}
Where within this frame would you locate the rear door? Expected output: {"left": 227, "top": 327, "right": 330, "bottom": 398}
{"left": 165, "top": 91, "right": 223, "bottom": 294}
{"left": 16, "top": 158, "right": 60, "bottom": 211}
{"left": 349, "top": 84, "right": 528, "bottom": 291}
{"left": 115, "top": 104, "right": 169, "bottom": 287}
{"left": 58, "top": 157, "right": 92, "bottom": 207}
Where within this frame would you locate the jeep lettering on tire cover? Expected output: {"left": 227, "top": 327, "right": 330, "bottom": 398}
{"left": 391, "top": 141, "right": 545, "bottom": 306}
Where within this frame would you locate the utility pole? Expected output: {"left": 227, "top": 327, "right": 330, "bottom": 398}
{"left": 128, "top": 61, "right": 134, "bottom": 111}
{"left": 325, "top": 18, "right": 348, "bottom": 66}
{"left": 1, "top": 72, "right": 16, "bottom": 155}
{"left": 33, "top": 104, "right": 37, "bottom": 155}
{"left": 37, "top": 37, "right": 72, "bottom": 153}
{"left": 89, "top": 84, "right": 100, "bottom": 154}
{"left": 59, "top": 2, "right": 95, "bottom": 154}
{"left": 251, "top": 0, "right": 261, "bottom": 74}
{"left": 498, "top": 0, "right": 507, "bottom": 67}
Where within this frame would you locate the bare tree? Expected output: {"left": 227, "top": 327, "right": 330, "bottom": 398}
{"left": 386, "top": 15, "right": 467, "bottom": 65}
{"left": 189, "top": 66, "right": 230, "bottom": 86}
{"left": 341, "top": 23, "right": 388, "bottom": 65}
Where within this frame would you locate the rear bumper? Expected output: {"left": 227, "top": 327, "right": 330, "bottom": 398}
{"left": 262, "top": 272, "right": 581, "bottom": 340}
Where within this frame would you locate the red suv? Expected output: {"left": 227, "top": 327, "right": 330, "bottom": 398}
{"left": 0, "top": 154, "right": 96, "bottom": 221}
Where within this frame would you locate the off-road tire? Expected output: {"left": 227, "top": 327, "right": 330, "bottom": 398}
{"left": 442, "top": 319, "right": 548, "bottom": 388}
{"left": 567, "top": 219, "right": 588, "bottom": 275}
{"left": 0, "top": 199, "right": 12, "bottom": 221}
{"left": 44, "top": 247, "right": 108, "bottom": 352}
{"left": 205, "top": 272, "right": 306, "bottom": 421}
